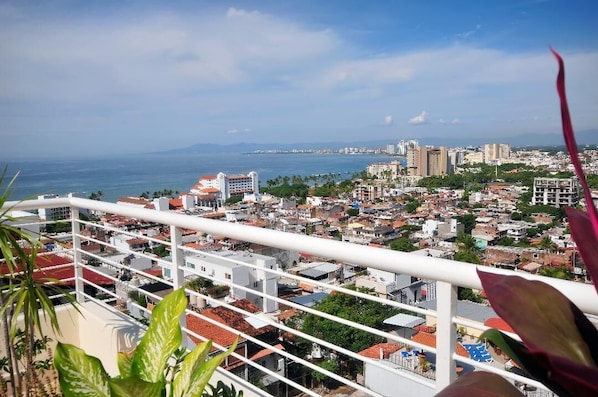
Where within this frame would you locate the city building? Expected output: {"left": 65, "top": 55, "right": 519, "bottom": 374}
{"left": 386, "top": 144, "right": 396, "bottom": 155}
{"left": 183, "top": 251, "right": 278, "bottom": 313}
{"left": 407, "top": 147, "right": 449, "bottom": 177}
{"left": 532, "top": 177, "right": 579, "bottom": 208}
{"left": 366, "top": 161, "right": 403, "bottom": 179}
{"left": 190, "top": 171, "right": 259, "bottom": 204}
{"left": 484, "top": 143, "right": 511, "bottom": 164}
{"left": 397, "top": 139, "right": 419, "bottom": 156}
{"left": 38, "top": 193, "right": 88, "bottom": 220}
{"left": 463, "top": 151, "right": 485, "bottom": 165}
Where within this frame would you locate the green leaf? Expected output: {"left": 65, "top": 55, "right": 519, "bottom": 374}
{"left": 436, "top": 371, "right": 524, "bottom": 397}
{"left": 117, "top": 348, "right": 136, "bottom": 379}
{"left": 54, "top": 342, "right": 111, "bottom": 397}
{"left": 109, "top": 376, "right": 164, "bottom": 397}
{"left": 172, "top": 340, "right": 212, "bottom": 397}
{"left": 477, "top": 271, "right": 597, "bottom": 368}
{"left": 173, "top": 338, "right": 238, "bottom": 397}
{"left": 132, "top": 288, "right": 188, "bottom": 383}
{"left": 480, "top": 329, "right": 568, "bottom": 396}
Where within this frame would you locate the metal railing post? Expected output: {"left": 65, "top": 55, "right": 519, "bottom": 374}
{"left": 435, "top": 281, "right": 457, "bottom": 391}
{"left": 169, "top": 225, "right": 185, "bottom": 289}
{"left": 70, "top": 207, "right": 85, "bottom": 303}
{"left": 169, "top": 225, "right": 188, "bottom": 344}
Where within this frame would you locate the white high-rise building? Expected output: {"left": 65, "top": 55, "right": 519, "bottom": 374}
{"left": 386, "top": 144, "right": 396, "bottom": 154}
{"left": 397, "top": 139, "right": 419, "bottom": 156}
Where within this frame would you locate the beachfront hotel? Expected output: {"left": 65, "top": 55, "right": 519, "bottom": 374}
{"left": 190, "top": 171, "right": 259, "bottom": 204}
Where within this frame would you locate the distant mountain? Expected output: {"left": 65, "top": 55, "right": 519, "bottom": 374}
{"left": 164, "top": 129, "right": 598, "bottom": 154}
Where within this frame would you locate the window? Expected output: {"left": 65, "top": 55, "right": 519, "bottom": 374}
{"left": 253, "top": 281, "right": 258, "bottom": 287}
{"left": 225, "top": 273, "right": 231, "bottom": 280}
{"left": 201, "top": 266, "right": 206, "bottom": 272}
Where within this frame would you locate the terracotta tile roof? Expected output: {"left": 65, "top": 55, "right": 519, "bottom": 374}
{"left": 0, "top": 253, "right": 114, "bottom": 286}
{"left": 169, "top": 198, "right": 183, "bottom": 209}
{"left": 358, "top": 343, "right": 402, "bottom": 359}
{"left": 200, "top": 175, "right": 217, "bottom": 180}
{"left": 186, "top": 299, "right": 275, "bottom": 351}
{"left": 117, "top": 197, "right": 150, "bottom": 205}
{"left": 201, "top": 188, "right": 220, "bottom": 193}
{"left": 411, "top": 332, "right": 469, "bottom": 357}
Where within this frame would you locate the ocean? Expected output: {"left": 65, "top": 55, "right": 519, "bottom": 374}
{"left": 3, "top": 152, "right": 402, "bottom": 203}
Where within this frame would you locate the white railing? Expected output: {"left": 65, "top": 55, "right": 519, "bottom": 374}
{"left": 5, "top": 197, "right": 598, "bottom": 397}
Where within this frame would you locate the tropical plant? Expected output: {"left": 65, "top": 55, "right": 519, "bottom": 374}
{"left": 0, "top": 168, "right": 79, "bottom": 396}
{"left": 437, "top": 49, "right": 598, "bottom": 397}
{"left": 54, "top": 288, "right": 238, "bottom": 397}
{"left": 202, "top": 380, "right": 243, "bottom": 397}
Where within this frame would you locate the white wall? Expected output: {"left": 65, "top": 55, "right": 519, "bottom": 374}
{"left": 364, "top": 361, "right": 435, "bottom": 397}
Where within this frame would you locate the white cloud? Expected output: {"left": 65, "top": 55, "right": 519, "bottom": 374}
{"left": 408, "top": 111, "right": 429, "bottom": 125}
{"left": 451, "top": 118, "right": 461, "bottom": 124}
{"left": 1, "top": 3, "right": 598, "bottom": 158}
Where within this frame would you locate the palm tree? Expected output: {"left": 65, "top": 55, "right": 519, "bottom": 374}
{"left": 0, "top": 167, "right": 79, "bottom": 396}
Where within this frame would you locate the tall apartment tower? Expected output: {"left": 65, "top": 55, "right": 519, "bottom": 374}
{"left": 484, "top": 143, "right": 511, "bottom": 164}
{"left": 407, "top": 147, "right": 449, "bottom": 176}
{"left": 532, "top": 177, "right": 579, "bottom": 208}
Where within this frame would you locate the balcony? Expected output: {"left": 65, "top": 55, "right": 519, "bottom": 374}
{"left": 3, "top": 197, "right": 597, "bottom": 397}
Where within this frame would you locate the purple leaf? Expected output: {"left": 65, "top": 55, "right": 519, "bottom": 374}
{"left": 551, "top": 49, "right": 598, "bottom": 240}
{"left": 477, "top": 270, "right": 597, "bottom": 368}
{"left": 544, "top": 354, "right": 598, "bottom": 396}
{"left": 566, "top": 207, "right": 598, "bottom": 294}
{"left": 435, "top": 371, "right": 523, "bottom": 397}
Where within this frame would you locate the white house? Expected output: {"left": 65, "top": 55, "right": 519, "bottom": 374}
{"left": 183, "top": 251, "right": 278, "bottom": 313}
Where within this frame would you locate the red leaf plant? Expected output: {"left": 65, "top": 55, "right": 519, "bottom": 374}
{"left": 437, "top": 50, "right": 598, "bottom": 396}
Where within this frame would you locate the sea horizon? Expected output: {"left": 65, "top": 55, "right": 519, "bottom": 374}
{"left": 4, "top": 151, "right": 399, "bottom": 203}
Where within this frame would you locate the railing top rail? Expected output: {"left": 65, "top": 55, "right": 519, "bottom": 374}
{"left": 5, "top": 197, "right": 597, "bottom": 314}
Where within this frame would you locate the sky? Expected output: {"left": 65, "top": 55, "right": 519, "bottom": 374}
{"left": 1, "top": 0, "right": 598, "bottom": 158}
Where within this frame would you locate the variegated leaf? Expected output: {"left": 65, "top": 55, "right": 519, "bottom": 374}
{"left": 54, "top": 342, "right": 111, "bottom": 397}
{"left": 117, "top": 348, "right": 136, "bottom": 379}
{"left": 109, "top": 376, "right": 164, "bottom": 397}
{"left": 172, "top": 340, "right": 212, "bottom": 397}
{"left": 173, "top": 339, "right": 238, "bottom": 397}
{"left": 132, "top": 287, "right": 188, "bottom": 383}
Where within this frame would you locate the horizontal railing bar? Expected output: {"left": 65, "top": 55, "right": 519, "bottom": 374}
{"left": 7, "top": 197, "right": 595, "bottom": 315}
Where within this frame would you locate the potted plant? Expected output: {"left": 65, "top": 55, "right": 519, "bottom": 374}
{"left": 54, "top": 288, "right": 238, "bottom": 397}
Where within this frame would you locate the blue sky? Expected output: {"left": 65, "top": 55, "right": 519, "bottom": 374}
{"left": 1, "top": 0, "right": 597, "bottom": 157}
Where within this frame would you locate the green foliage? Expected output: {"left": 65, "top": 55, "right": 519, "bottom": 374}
{"left": 404, "top": 200, "right": 420, "bottom": 214}
{"left": 390, "top": 237, "right": 417, "bottom": 252}
{"left": 44, "top": 221, "right": 72, "bottom": 234}
{"left": 346, "top": 208, "right": 359, "bottom": 217}
{"left": 260, "top": 178, "right": 309, "bottom": 199}
{"left": 152, "top": 244, "right": 169, "bottom": 258}
{"left": 89, "top": 190, "right": 104, "bottom": 201}
{"left": 457, "top": 287, "right": 484, "bottom": 303}
{"left": 418, "top": 174, "right": 465, "bottom": 189}
{"left": 539, "top": 265, "right": 573, "bottom": 280}
{"left": 313, "top": 359, "right": 340, "bottom": 383}
{"left": 54, "top": 288, "right": 238, "bottom": 397}
{"left": 454, "top": 250, "right": 481, "bottom": 264}
{"left": 300, "top": 286, "right": 400, "bottom": 355}
{"left": 224, "top": 196, "right": 243, "bottom": 205}
{"left": 203, "top": 381, "right": 244, "bottom": 397}
{"left": 456, "top": 214, "right": 476, "bottom": 234}
{"left": 496, "top": 237, "right": 514, "bottom": 246}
